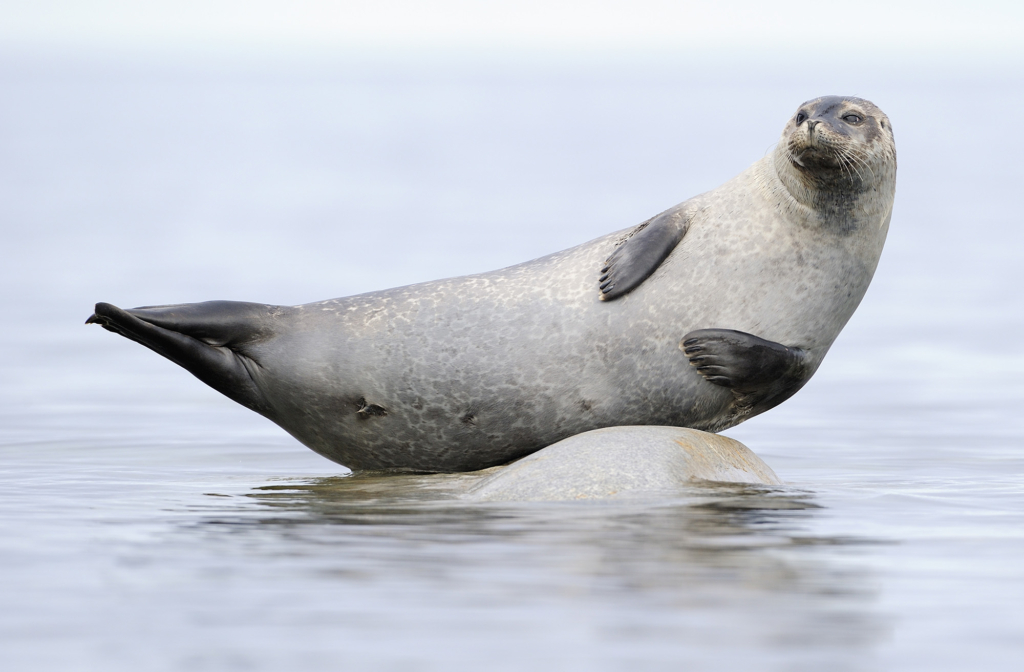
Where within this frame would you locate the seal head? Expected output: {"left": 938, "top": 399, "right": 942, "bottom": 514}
{"left": 774, "top": 96, "right": 897, "bottom": 228}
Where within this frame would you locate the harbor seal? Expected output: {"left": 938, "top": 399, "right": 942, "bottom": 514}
{"left": 88, "top": 95, "right": 896, "bottom": 472}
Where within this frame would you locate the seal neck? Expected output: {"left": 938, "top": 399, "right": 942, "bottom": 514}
{"left": 767, "top": 149, "right": 892, "bottom": 234}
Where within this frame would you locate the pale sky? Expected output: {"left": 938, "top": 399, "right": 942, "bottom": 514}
{"left": 1, "top": 0, "right": 1022, "bottom": 55}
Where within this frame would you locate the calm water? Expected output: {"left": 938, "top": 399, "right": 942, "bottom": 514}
{"left": 1, "top": 51, "right": 1022, "bottom": 670}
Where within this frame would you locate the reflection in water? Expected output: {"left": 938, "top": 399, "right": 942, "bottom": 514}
{"left": 181, "top": 475, "right": 889, "bottom": 669}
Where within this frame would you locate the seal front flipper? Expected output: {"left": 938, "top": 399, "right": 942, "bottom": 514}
{"left": 680, "top": 328, "right": 810, "bottom": 416}
{"left": 599, "top": 208, "right": 690, "bottom": 301}
{"left": 86, "top": 301, "right": 280, "bottom": 415}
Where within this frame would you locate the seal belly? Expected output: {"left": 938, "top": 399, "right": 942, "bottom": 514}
{"left": 251, "top": 242, "right": 717, "bottom": 471}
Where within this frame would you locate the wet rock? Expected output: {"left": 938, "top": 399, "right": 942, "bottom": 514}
{"left": 464, "top": 426, "right": 781, "bottom": 502}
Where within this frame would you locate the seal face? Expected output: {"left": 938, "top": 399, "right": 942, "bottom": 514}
{"left": 88, "top": 96, "right": 897, "bottom": 472}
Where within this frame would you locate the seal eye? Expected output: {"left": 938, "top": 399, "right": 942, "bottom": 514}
{"left": 842, "top": 114, "right": 863, "bottom": 124}
{"left": 795, "top": 112, "right": 807, "bottom": 124}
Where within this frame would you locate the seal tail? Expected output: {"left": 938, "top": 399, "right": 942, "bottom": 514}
{"left": 87, "top": 301, "right": 280, "bottom": 415}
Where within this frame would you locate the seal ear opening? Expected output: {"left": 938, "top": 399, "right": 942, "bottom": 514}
{"left": 86, "top": 301, "right": 275, "bottom": 415}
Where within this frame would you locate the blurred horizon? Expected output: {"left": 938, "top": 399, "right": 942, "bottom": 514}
{"left": 2, "top": 0, "right": 1023, "bottom": 65}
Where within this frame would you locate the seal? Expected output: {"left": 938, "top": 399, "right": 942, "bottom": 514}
{"left": 88, "top": 96, "right": 896, "bottom": 472}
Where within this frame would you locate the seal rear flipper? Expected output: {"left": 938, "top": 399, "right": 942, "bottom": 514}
{"left": 87, "top": 302, "right": 273, "bottom": 415}
{"left": 116, "top": 300, "right": 285, "bottom": 348}
{"left": 599, "top": 207, "right": 690, "bottom": 301}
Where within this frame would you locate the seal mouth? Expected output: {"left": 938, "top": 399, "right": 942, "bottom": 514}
{"left": 787, "top": 123, "right": 852, "bottom": 174}
{"left": 788, "top": 143, "right": 842, "bottom": 171}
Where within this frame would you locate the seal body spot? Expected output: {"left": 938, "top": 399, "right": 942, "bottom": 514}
{"left": 355, "top": 397, "right": 388, "bottom": 419}
{"left": 88, "top": 96, "right": 896, "bottom": 473}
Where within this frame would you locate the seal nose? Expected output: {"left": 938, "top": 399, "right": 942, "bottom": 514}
{"left": 806, "top": 119, "right": 820, "bottom": 142}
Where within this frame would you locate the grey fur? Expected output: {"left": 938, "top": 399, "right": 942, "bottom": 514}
{"left": 88, "top": 96, "right": 896, "bottom": 472}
